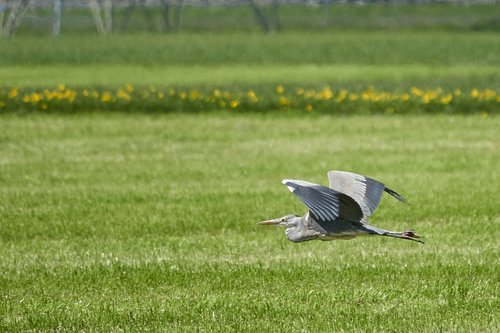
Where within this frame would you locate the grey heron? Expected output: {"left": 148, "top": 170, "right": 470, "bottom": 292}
{"left": 258, "top": 171, "right": 423, "bottom": 244}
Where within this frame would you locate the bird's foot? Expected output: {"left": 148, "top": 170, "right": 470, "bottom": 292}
{"left": 402, "top": 229, "right": 424, "bottom": 244}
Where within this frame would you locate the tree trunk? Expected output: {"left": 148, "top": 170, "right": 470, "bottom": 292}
{"left": 0, "top": 0, "right": 30, "bottom": 36}
{"left": 248, "top": 0, "right": 271, "bottom": 33}
{"left": 161, "top": 0, "right": 170, "bottom": 32}
{"left": 90, "top": 0, "right": 113, "bottom": 35}
{"left": 53, "top": 0, "right": 62, "bottom": 36}
{"left": 173, "top": 0, "right": 183, "bottom": 32}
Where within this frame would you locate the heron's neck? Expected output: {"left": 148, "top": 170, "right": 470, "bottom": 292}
{"left": 285, "top": 214, "right": 319, "bottom": 242}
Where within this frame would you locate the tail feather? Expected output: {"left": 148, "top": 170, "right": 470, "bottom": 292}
{"left": 384, "top": 186, "right": 408, "bottom": 204}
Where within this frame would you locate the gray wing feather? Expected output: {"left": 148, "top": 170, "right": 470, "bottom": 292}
{"left": 338, "top": 194, "right": 364, "bottom": 222}
{"left": 327, "top": 170, "right": 405, "bottom": 221}
{"left": 282, "top": 179, "right": 351, "bottom": 223}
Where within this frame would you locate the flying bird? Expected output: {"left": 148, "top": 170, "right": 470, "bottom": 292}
{"left": 258, "top": 171, "right": 423, "bottom": 244}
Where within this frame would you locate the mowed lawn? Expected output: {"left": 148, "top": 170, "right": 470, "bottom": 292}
{"left": 0, "top": 113, "right": 498, "bottom": 332}
{"left": 1, "top": 31, "right": 499, "bottom": 89}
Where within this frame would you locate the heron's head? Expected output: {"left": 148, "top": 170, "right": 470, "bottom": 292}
{"left": 257, "top": 214, "right": 299, "bottom": 228}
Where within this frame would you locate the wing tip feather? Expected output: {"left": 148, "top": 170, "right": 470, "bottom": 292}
{"left": 282, "top": 179, "right": 297, "bottom": 192}
{"left": 384, "top": 187, "right": 408, "bottom": 204}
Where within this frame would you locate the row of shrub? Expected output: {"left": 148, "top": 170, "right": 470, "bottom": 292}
{"left": 1, "top": 84, "right": 498, "bottom": 114}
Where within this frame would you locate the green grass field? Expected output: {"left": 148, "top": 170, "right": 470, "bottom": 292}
{"left": 1, "top": 6, "right": 499, "bottom": 331}
{"left": 1, "top": 31, "right": 499, "bottom": 89}
{"left": 1, "top": 31, "right": 499, "bottom": 115}
{"left": 1, "top": 113, "right": 499, "bottom": 332}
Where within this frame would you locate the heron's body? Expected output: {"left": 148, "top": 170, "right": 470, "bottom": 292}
{"left": 258, "top": 171, "right": 423, "bottom": 244}
{"left": 284, "top": 213, "right": 366, "bottom": 242}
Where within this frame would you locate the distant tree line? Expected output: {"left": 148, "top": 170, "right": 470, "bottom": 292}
{"left": 0, "top": 0, "right": 497, "bottom": 36}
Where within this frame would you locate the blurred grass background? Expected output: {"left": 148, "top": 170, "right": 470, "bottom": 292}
{"left": 1, "top": 114, "right": 499, "bottom": 331}
{"left": 1, "top": 31, "right": 499, "bottom": 90}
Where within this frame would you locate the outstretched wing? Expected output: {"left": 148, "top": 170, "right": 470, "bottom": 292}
{"left": 327, "top": 170, "right": 407, "bottom": 221}
{"left": 282, "top": 179, "right": 363, "bottom": 223}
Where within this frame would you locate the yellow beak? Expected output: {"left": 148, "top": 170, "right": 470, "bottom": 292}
{"left": 256, "top": 218, "right": 282, "bottom": 225}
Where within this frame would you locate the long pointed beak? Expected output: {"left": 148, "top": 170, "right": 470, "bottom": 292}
{"left": 257, "top": 218, "right": 281, "bottom": 225}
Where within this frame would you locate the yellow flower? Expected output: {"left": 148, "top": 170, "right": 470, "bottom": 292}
{"left": 301, "top": 89, "right": 314, "bottom": 99}
{"left": 101, "top": 92, "right": 113, "bottom": 102}
{"left": 400, "top": 93, "right": 410, "bottom": 102}
{"left": 190, "top": 90, "right": 200, "bottom": 100}
{"left": 440, "top": 94, "right": 453, "bottom": 104}
{"left": 305, "top": 104, "right": 313, "bottom": 112}
{"left": 246, "top": 91, "right": 258, "bottom": 103}
{"left": 319, "top": 87, "right": 333, "bottom": 100}
{"left": 179, "top": 92, "right": 187, "bottom": 99}
{"left": 454, "top": 89, "right": 462, "bottom": 96}
{"left": 295, "top": 87, "right": 305, "bottom": 95}
{"left": 8, "top": 88, "right": 18, "bottom": 99}
{"left": 213, "top": 89, "right": 221, "bottom": 97}
{"left": 275, "top": 85, "right": 285, "bottom": 94}
{"left": 471, "top": 88, "right": 480, "bottom": 98}
{"left": 124, "top": 83, "right": 134, "bottom": 93}
{"left": 43, "top": 90, "right": 56, "bottom": 101}
{"left": 229, "top": 100, "right": 239, "bottom": 108}
{"left": 23, "top": 92, "right": 42, "bottom": 104}
{"left": 82, "top": 90, "right": 90, "bottom": 97}
{"left": 348, "top": 93, "right": 359, "bottom": 101}
{"left": 279, "top": 96, "right": 290, "bottom": 106}
{"left": 362, "top": 91, "right": 372, "bottom": 101}
{"left": 411, "top": 87, "right": 423, "bottom": 96}
{"left": 64, "top": 90, "right": 77, "bottom": 102}
{"left": 480, "top": 89, "right": 496, "bottom": 100}
{"left": 57, "top": 84, "right": 66, "bottom": 91}
{"left": 30, "top": 92, "right": 42, "bottom": 103}
{"left": 336, "top": 89, "right": 348, "bottom": 102}
{"left": 157, "top": 92, "right": 165, "bottom": 100}
{"left": 116, "top": 89, "right": 131, "bottom": 101}
{"left": 422, "top": 91, "right": 438, "bottom": 104}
